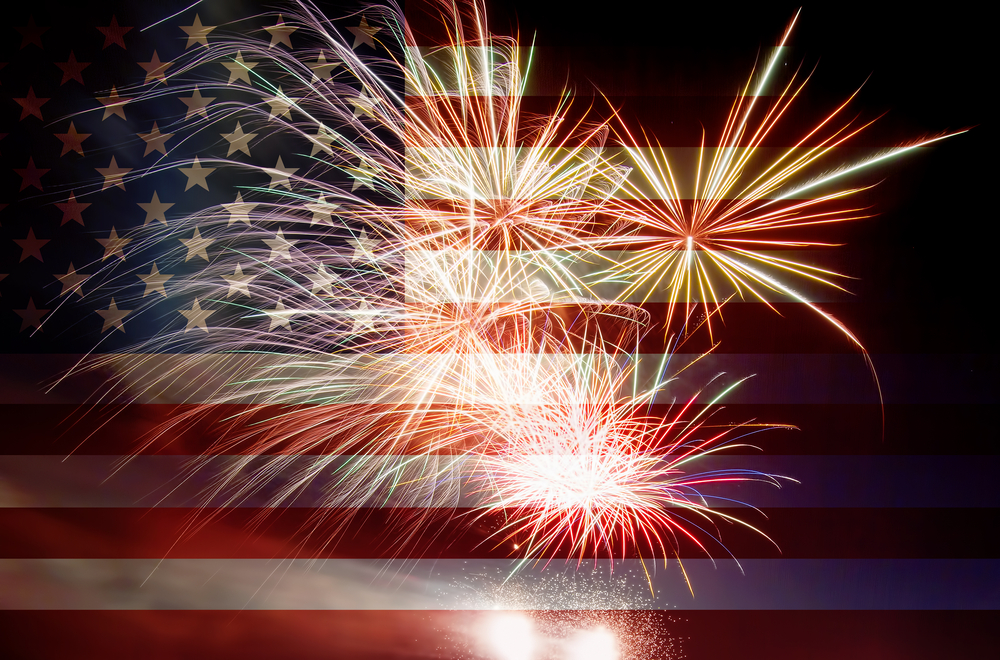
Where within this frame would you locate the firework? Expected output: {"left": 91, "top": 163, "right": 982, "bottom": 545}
{"left": 437, "top": 563, "right": 686, "bottom": 659}
{"left": 64, "top": 0, "right": 956, "bottom": 587}
{"left": 595, "top": 10, "right": 966, "bottom": 347}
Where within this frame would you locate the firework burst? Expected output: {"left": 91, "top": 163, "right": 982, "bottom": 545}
{"left": 595, "top": 9, "right": 966, "bottom": 347}
{"left": 58, "top": 0, "right": 962, "bottom": 591}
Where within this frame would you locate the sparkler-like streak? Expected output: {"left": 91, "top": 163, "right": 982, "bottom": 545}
{"left": 439, "top": 564, "right": 686, "bottom": 659}
{"left": 596, "top": 9, "right": 967, "bottom": 346}
{"left": 58, "top": 0, "right": 958, "bottom": 593}
{"left": 463, "top": 348, "right": 792, "bottom": 595}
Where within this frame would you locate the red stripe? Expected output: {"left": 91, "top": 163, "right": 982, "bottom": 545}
{"left": 0, "top": 610, "right": 992, "bottom": 660}
{"left": 1, "top": 507, "right": 993, "bottom": 560}
{"left": 404, "top": 94, "right": 913, "bottom": 148}
{"left": 402, "top": 202, "right": 862, "bottom": 250}
{"left": 2, "top": 402, "right": 990, "bottom": 456}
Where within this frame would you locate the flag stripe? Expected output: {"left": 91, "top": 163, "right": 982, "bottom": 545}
{"left": 1, "top": 558, "right": 997, "bottom": 609}
{"left": 1, "top": 403, "right": 992, "bottom": 455}
{"left": 0, "top": 610, "right": 995, "bottom": 660}
{"left": 1, "top": 507, "right": 996, "bottom": 559}
{"left": 403, "top": 95, "right": 921, "bottom": 147}
{"left": 4, "top": 353, "right": 991, "bottom": 404}
{"left": 2, "top": 455, "right": 996, "bottom": 509}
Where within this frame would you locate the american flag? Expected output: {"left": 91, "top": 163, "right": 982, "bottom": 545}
{"left": 0, "top": 1, "right": 995, "bottom": 658}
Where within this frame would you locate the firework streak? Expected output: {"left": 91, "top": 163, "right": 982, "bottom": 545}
{"left": 0, "top": 1, "right": 995, "bottom": 659}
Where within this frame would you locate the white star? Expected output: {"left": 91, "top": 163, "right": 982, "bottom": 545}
{"left": 139, "top": 263, "right": 172, "bottom": 297}
{"left": 351, "top": 299, "right": 379, "bottom": 333}
{"left": 263, "top": 300, "right": 293, "bottom": 331}
{"left": 179, "top": 298, "right": 215, "bottom": 332}
{"left": 264, "top": 14, "right": 297, "bottom": 48}
{"left": 309, "top": 51, "right": 338, "bottom": 80}
{"left": 348, "top": 228, "right": 379, "bottom": 262}
{"left": 222, "top": 263, "right": 255, "bottom": 298}
{"left": 180, "top": 14, "right": 215, "bottom": 49}
{"left": 222, "top": 51, "right": 257, "bottom": 85}
{"left": 179, "top": 86, "right": 215, "bottom": 120}
{"left": 56, "top": 263, "right": 87, "bottom": 297}
{"left": 348, "top": 94, "right": 379, "bottom": 118}
{"left": 97, "top": 227, "right": 130, "bottom": 261}
{"left": 263, "top": 229, "right": 296, "bottom": 261}
{"left": 350, "top": 158, "right": 378, "bottom": 192}
{"left": 305, "top": 194, "right": 339, "bottom": 225}
{"left": 181, "top": 227, "right": 212, "bottom": 261}
{"left": 222, "top": 121, "right": 257, "bottom": 157}
{"left": 307, "top": 264, "right": 340, "bottom": 296}
{"left": 96, "top": 298, "right": 131, "bottom": 333}
{"left": 266, "top": 88, "right": 294, "bottom": 121}
{"left": 309, "top": 123, "right": 338, "bottom": 156}
{"left": 347, "top": 16, "right": 380, "bottom": 50}
{"left": 224, "top": 191, "right": 257, "bottom": 226}
{"left": 267, "top": 155, "right": 298, "bottom": 190}
{"left": 179, "top": 156, "right": 215, "bottom": 191}
{"left": 138, "top": 190, "right": 173, "bottom": 226}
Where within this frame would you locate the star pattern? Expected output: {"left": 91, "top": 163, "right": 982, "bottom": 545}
{"left": 266, "top": 89, "right": 294, "bottom": 121}
{"left": 96, "top": 298, "right": 131, "bottom": 333}
{"left": 309, "top": 52, "right": 339, "bottom": 80}
{"left": 139, "top": 263, "right": 172, "bottom": 298}
{"left": 222, "top": 122, "right": 256, "bottom": 157}
{"left": 179, "top": 157, "right": 215, "bottom": 191}
{"left": 180, "top": 15, "right": 216, "bottom": 49}
{"left": 223, "top": 263, "right": 255, "bottom": 298}
{"left": 97, "top": 227, "right": 130, "bottom": 261}
{"left": 266, "top": 156, "right": 298, "bottom": 190}
{"left": 347, "top": 16, "right": 380, "bottom": 49}
{"left": 180, "top": 86, "right": 215, "bottom": 120}
{"left": 97, "top": 16, "right": 132, "bottom": 49}
{"left": 138, "top": 122, "right": 174, "bottom": 156}
{"left": 265, "top": 15, "right": 297, "bottom": 48}
{"left": 264, "top": 300, "right": 293, "bottom": 331}
{"left": 17, "top": 18, "right": 48, "bottom": 49}
{"left": 138, "top": 191, "right": 173, "bottom": 226}
{"left": 264, "top": 229, "right": 296, "bottom": 261}
{"left": 56, "top": 263, "right": 87, "bottom": 297}
{"left": 223, "top": 51, "right": 257, "bottom": 85}
{"left": 55, "top": 192, "right": 90, "bottom": 226}
{"left": 55, "top": 52, "right": 90, "bottom": 85}
{"left": 348, "top": 228, "right": 379, "bottom": 262}
{"left": 15, "top": 229, "right": 48, "bottom": 262}
{"left": 13, "top": 87, "right": 50, "bottom": 121}
{"left": 224, "top": 192, "right": 257, "bottom": 226}
{"left": 139, "top": 51, "right": 173, "bottom": 85}
{"left": 181, "top": 228, "right": 212, "bottom": 262}
{"left": 305, "top": 195, "right": 340, "bottom": 226}
{"left": 15, "top": 158, "right": 49, "bottom": 191}
{"left": 54, "top": 122, "right": 90, "bottom": 156}
{"left": 308, "top": 264, "right": 340, "bottom": 296}
{"left": 97, "top": 86, "right": 132, "bottom": 121}
{"left": 15, "top": 299, "right": 49, "bottom": 332}
{"left": 95, "top": 156, "right": 131, "bottom": 191}
{"left": 180, "top": 298, "right": 214, "bottom": 332}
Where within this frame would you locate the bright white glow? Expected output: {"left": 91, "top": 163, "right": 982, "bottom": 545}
{"left": 563, "top": 627, "right": 619, "bottom": 660}
{"left": 488, "top": 613, "right": 536, "bottom": 660}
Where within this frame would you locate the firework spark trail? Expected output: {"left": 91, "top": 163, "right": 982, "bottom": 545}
{"left": 58, "top": 0, "right": 965, "bottom": 582}
{"left": 461, "top": 347, "right": 792, "bottom": 589}
{"left": 594, "top": 10, "right": 967, "bottom": 346}
{"left": 60, "top": 0, "right": 676, "bottom": 567}
{"left": 437, "top": 563, "right": 686, "bottom": 659}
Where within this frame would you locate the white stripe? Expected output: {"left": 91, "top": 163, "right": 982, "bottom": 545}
{"left": 2, "top": 353, "right": 886, "bottom": 405}
{"left": 2, "top": 558, "right": 995, "bottom": 610}
{"left": 402, "top": 249, "right": 844, "bottom": 303}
